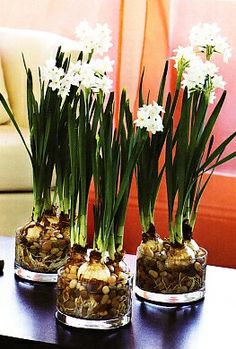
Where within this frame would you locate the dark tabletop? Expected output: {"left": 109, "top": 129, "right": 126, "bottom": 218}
{"left": 0, "top": 236, "right": 235, "bottom": 349}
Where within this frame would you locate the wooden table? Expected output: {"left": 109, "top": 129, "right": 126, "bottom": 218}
{"left": 0, "top": 235, "right": 235, "bottom": 349}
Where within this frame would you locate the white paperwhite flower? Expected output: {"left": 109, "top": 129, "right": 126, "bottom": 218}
{"left": 182, "top": 60, "right": 217, "bottom": 89}
{"left": 171, "top": 46, "right": 198, "bottom": 70}
{"left": 189, "top": 23, "right": 232, "bottom": 62}
{"left": 212, "top": 73, "right": 226, "bottom": 90}
{"left": 75, "top": 21, "right": 112, "bottom": 56}
{"left": 80, "top": 66, "right": 97, "bottom": 90}
{"left": 134, "top": 102, "right": 164, "bottom": 134}
{"left": 208, "top": 74, "right": 226, "bottom": 103}
{"left": 66, "top": 61, "right": 82, "bottom": 87}
{"left": 93, "top": 23, "right": 113, "bottom": 55}
{"left": 90, "top": 56, "right": 114, "bottom": 74}
{"left": 208, "top": 91, "right": 216, "bottom": 104}
{"left": 73, "top": 59, "right": 113, "bottom": 93}
{"left": 41, "top": 42, "right": 113, "bottom": 97}
{"left": 58, "top": 74, "right": 74, "bottom": 98}
{"left": 93, "top": 75, "right": 113, "bottom": 93}
{"left": 74, "top": 21, "right": 94, "bottom": 55}
{"left": 182, "top": 59, "right": 226, "bottom": 103}
{"left": 41, "top": 58, "right": 65, "bottom": 90}
{"left": 74, "top": 21, "right": 92, "bottom": 38}
{"left": 41, "top": 59, "right": 77, "bottom": 97}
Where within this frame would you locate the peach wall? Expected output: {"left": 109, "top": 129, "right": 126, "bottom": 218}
{"left": 170, "top": 0, "right": 236, "bottom": 175}
{"left": 119, "top": 0, "right": 169, "bottom": 110}
{"left": 0, "top": 0, "right": 120, "bottom": 38}
{"left": 137, "top": 0, "right": 169, "bottom": 106}
{"left": 118, "top": 0, "right": 147, "bottom": 107}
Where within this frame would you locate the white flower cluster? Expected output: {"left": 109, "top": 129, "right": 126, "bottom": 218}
{"left": 42, "top": 56, "right": 114, "bottom": 98}
{"left": 134, "top": 101, "right": 164, "bottom": 134}
{"left": 189, "top": 23, "right": 232, "bottom": 63}
{"left": 172, "top": 46, "right": 197, "bottom": 71}
{"left": 182, "top": 60, "right": 226, "bottom": 103}
{"left": 75, "top": 21, "right": 112, "bottom": 56}
{"left": 41, "top": 22, "right": 114, "bottom": 98}
{"left": 171, "top": 23, "right": 231, "bottom": 103}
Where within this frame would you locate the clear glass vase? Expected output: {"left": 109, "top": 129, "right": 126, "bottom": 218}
{"left": 14, "top": 215, "right": 70, "bottom": 282}
{"left": 55, "top": 249, "right": 133, "bottom": 329}
{"left": 135, "top": 240, "right": 207, "bottom": 304}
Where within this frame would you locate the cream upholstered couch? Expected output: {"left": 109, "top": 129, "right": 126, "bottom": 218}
{"left": 0, "top": 27, "right": 77, "bottom": 235}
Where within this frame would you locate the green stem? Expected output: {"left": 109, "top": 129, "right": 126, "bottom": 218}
{"left": 175, "top": 214, "right": 183, "bottom": 244}
{"left": 140, "top": 209, "right": 154, "bottom": 233}
{"left": 183, "top": 197, "right": 190, "bottom": 221}
{"left": 108, "top": 232, "right": 115, "bottom": 261}
{"left": 70, "top": 225, "right": 75, "bottom": 247}
{"left": 189, "top": 211, "right": 197, "bottom": 230}
{"left": 169, "top": 220, "right": 174, "bottom": 244}
{"left": 78, "top": 214, "right": 87, "bottom": 247}
{"left": 115, "top": 225, "right": 125, "bottom": 253}
{"left": 206, "top": 45, "right": 213, "bottom": 61}
{"left": 44, "top": 188, "right": 52, "bottom": 211}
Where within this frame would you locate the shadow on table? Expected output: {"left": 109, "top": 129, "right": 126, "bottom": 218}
{"left": 14, "top": 275, "right": 57, "bottom": 312}
{"left": 55, "top": 319, "right": 135, "bottom": 349}
{"left": 133, "top": 297, "right": 204, "bottom": 349}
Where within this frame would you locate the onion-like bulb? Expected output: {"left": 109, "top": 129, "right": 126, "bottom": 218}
{"left": 140, "top": 223, "right": 163, "bottom": 255}
{"left": 145, "top": 237, "right": 163, "bottom": 251}
{"left": 67, "top": 244, "right": 87, "bottom": 266}
{"left": 185, "top": 238, "right": 200, "bottom": 253}
{"left": 26, "top": 223, "right": 42, "bottom": 241}
{"left": 165, "top": 243, "right": 195, "bottom": 270}
{"left": 77, "top": 250, "right": 110, "bottom": 282}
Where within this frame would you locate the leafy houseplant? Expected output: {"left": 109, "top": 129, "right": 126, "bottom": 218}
{"left": 136, "top": 68, "right": 166, "bottom": 233}
{"left": 134, "top": 65, "right": 172, "bottom": 263}
{"left": 53, "top": 22, "right": 136, "bottom": 329}
{"left": 0, "top": 52, "right": 71, "bottom": 282}
{"left": 56, "top": 86, "right": 156, "bottom": 329}
{"left": 54, "top": 22, "right": 165, "bottom": 329}
{"left": 135, "top": 23, "right": 236, "bottom": 303}
{"left": 0, "top": 21, "right": 114, "bottom": 282}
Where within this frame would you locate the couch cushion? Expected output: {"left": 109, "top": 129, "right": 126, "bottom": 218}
{"left": 0, "top": 27, "right": 78, "bottom": 127}
{"left": 0, "top": 192, "right": 33, "bottom": 235}
{"left": 0, "top": 56, "right": 10, "bottom": 124}
{"left": 0, "top": 124, "right": 32, "bottom": 190}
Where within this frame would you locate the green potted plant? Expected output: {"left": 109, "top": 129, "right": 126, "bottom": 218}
{"left": 56, "top": 86, "right": 156, "bottom": 329}
{"left": 55, "top": 22, "right": 165, "bottom": 328}
{"left": 0, "top": 21, "right": 114, "bottom": 282}
{"left": 54, "top": 22, "right": 130, "bottom": 329}
{"left": 135, "top": 23, "right": 236, "bottom": 304}
{"left": 134, "top": 64, "right": 171, "bottom": 267}
{"left": 0, "top": 51, "right": 71, "bottom": 282}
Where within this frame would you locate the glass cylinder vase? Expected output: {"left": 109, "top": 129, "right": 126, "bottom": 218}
{"left": 14, "top": 214, "right": 70, "bottom": 282}
{"left": 56, "top": 249, "right": 133, "bottom": 329}
{"left": 135, "top": 240, "right": 207, "bottom": 304}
